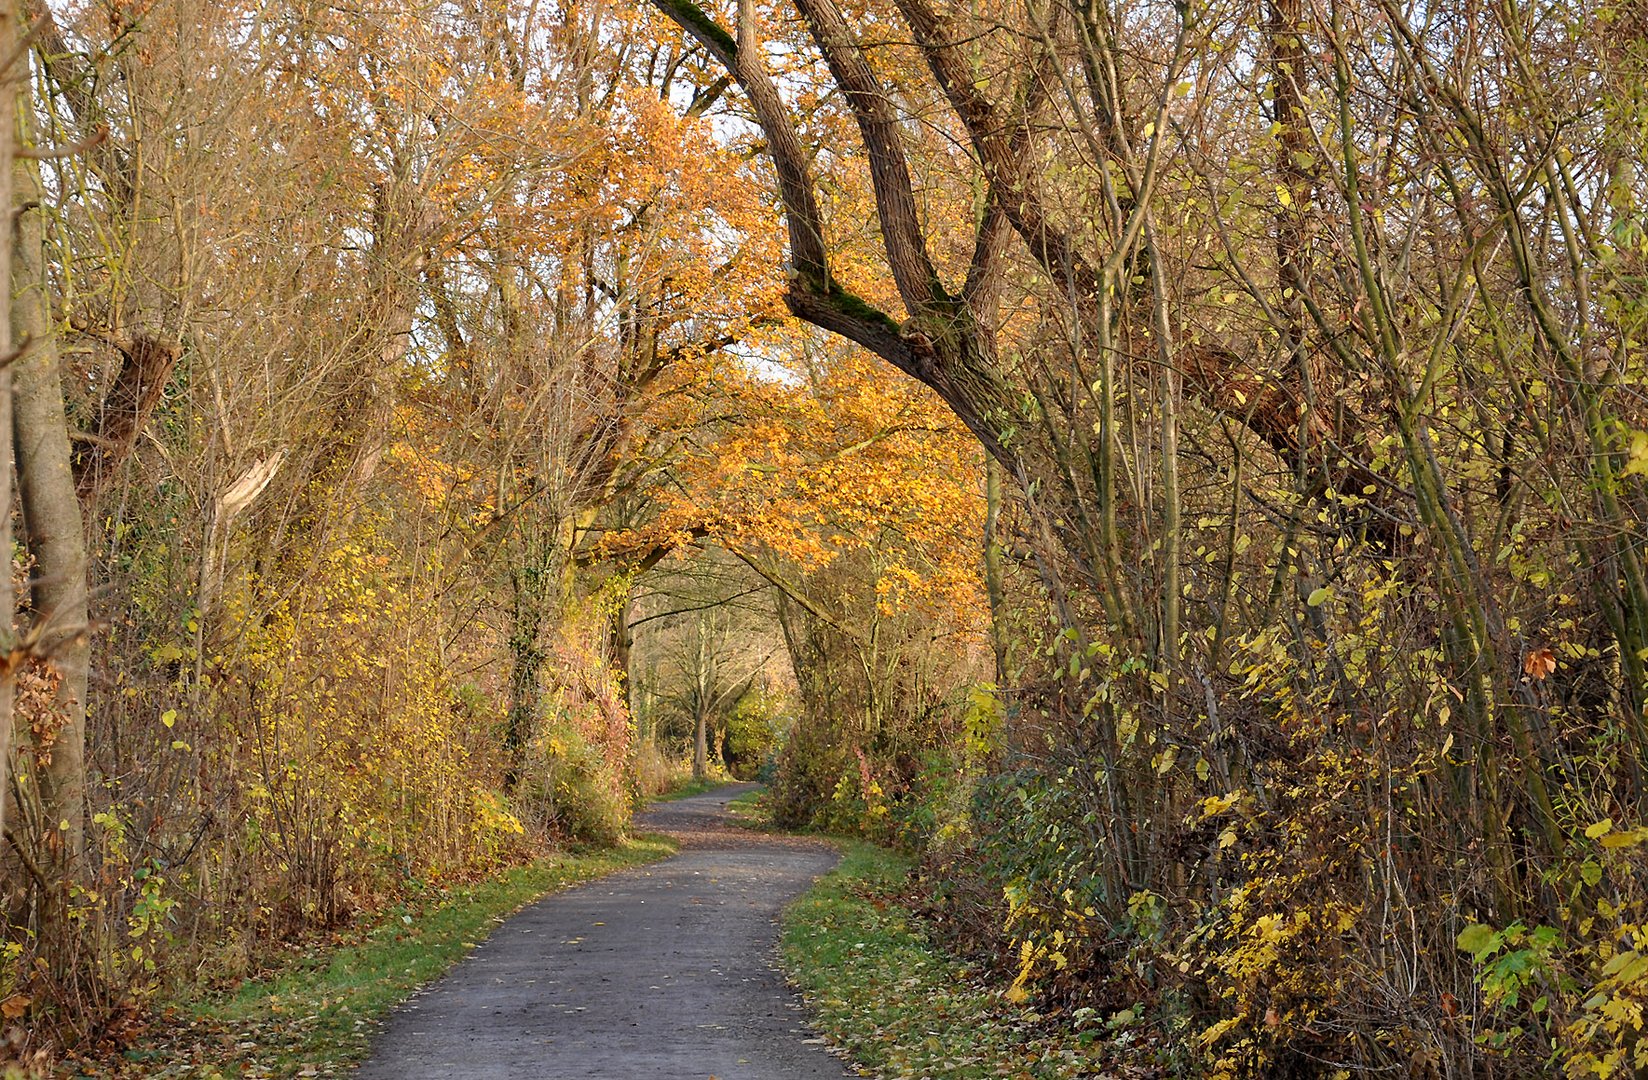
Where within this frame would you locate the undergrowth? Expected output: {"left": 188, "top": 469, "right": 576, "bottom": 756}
{"left": 782, "top": 842, "right": 1146, "bottom": 1079}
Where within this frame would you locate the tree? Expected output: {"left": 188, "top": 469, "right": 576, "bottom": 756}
{"left": 10, "top": 126, "right": 89, "bottom": 869}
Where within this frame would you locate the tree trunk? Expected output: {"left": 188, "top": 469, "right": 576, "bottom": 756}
{"left": 503, "top": 557, "right": 548, "bottom": 792}
{"left": 12, "top": 152, "right": 89, "bottom": 867}
{"left": 983, "top": 454, "right": 1007, "bottom": 684}
{"left": 691, "top": 612, "right": 711, "bottom": 781}
{"left": 0, "top": 0, "right": 17, "bottom": 873}
{"left": 609, "top": 587, "right": 635, "bottom": 720}
{"left": 693, "top": 707, "right": 708, "bottom": 782}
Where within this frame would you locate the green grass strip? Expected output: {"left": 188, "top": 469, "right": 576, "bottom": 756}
{"left": 781, "top": 841, "right": 1111, "bottom": 1080}
{"left": 650, "top": 776, "right": 738, "bottom": 802}
{"left": 724, "top": 786, "right": 775, "bottom": 829}
{"left": 129, "top": 834, "right": 677, "bottom": 1078}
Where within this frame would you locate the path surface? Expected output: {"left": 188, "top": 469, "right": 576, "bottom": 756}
{"left": 355, "top": 784, "right": 853, "bottom": 1079}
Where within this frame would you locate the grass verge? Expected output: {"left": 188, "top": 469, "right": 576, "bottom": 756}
{"left": 651, "top": 775, "right": 738, "bottom": 802}
{"left": 781, "top": 842, "right": 1130, "bottom": 1080}
{"left": 108, "top": 834, "right": 676, "bottom": 1079}
{"left": 724, "top": 786, "right": 773, "bottom": 828}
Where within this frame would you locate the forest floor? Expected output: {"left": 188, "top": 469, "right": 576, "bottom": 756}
{"left": 355, "top": 783, "right": 854, "bottom": 1079}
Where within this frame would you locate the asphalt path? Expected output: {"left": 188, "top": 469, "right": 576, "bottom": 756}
{"left": 355, "top": 784, "right": 853, "bottom": 1079}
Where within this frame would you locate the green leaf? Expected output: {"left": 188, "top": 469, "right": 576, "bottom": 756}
{"left": 1307, "top": 586, "right": 1332, "bottom": 607}
{"left": 1457, "top": 923, "right": 1498, "bottom": 958}
{"left": 1581, "top": 860, "right": 1603, "bottom": 886}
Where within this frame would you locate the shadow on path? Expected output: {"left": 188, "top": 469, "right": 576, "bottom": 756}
{"left": 355, "top": 784, "right": 853, "bottom": 1079}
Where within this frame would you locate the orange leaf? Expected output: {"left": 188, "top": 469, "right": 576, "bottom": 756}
{"left": 1524, "top": 648, "right": 1557, "bottom": 681}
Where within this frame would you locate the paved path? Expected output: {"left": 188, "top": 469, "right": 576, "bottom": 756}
{"left": 356, "top": 784, "right": 853, "bottom": 1079}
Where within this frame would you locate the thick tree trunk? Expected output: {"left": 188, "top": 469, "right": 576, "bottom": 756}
{"left": 504, "top": 560, "right": 548, "bottom": 792}
{"left": 0, "top": 1, "right": 17, "bottom": 871}
{"left": 12, "top": 155, "right": 90, "bottom": 866}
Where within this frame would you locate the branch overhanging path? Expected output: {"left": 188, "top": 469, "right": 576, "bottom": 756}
{"left": 356, "top": 786, "right": 852, "bottom": 1079}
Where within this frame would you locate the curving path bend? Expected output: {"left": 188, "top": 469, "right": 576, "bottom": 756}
{"left": 355, "top": 784, "right": 853, "bottom": 1080}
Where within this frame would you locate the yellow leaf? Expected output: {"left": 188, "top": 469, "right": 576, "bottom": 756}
{"left": 1200, "top": 1016, "right": 1240, "bottom": 1046}
{"left": 1623, "top": 430, "right": 1648, "bottom": 478}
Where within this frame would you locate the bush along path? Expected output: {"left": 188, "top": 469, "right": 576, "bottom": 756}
{"left": 356, "top": 784, "right": 853, "bottom": 1079}
{"left": 779, "top": 839, "right": 1159, "bottom": 1080}
{"left": 87, "top": 835, "right": 678, "bottom": 1078}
